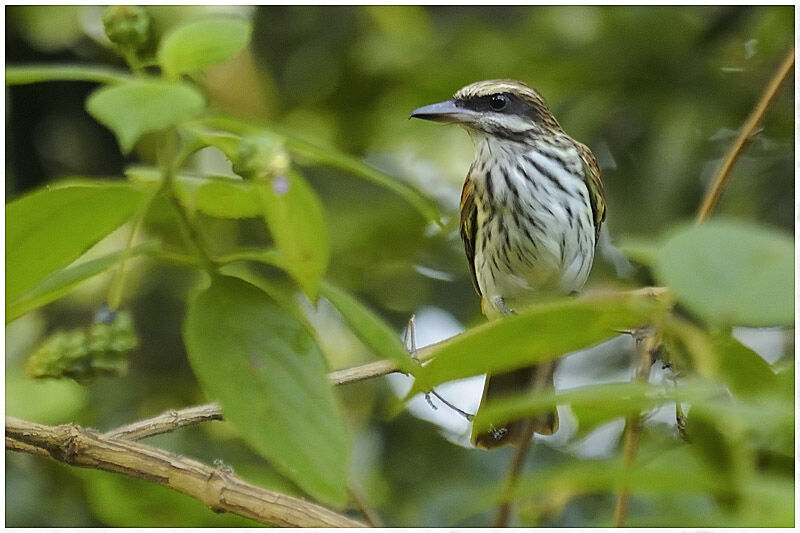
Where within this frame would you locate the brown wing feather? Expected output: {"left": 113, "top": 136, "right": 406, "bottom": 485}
{"left": 576, "top": 142, "right": 606, "bottom": 240}
{"left": 459, "top": 176, "right": 481, "bottom": 296}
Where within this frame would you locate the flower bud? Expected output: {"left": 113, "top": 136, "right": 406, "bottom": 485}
{"left": 233, "top": 135, "right": 291, "bottom": 182}
{"left": 102, "top": 5, "right": 152, "bottom": 51}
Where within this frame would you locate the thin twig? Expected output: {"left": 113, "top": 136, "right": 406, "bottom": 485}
{"left": 105, "top": 403, "right": 224, "bottom": 441}
{"left": 327, "top": 340, "right": 440, "bottom": 386}
{"left": 6, "top": 416, "right": 365, "bottom": 528}
{"left": 494, "top": 357, "right": 558, "bottom": 526}
{"left": 696, "top": 46, "right": 794, "bottom": 223}
{"left": 612, "top": 326, "right": 661, "bottom": 527}
{"left": 98, "top": 343, "right": 443, "bottom": 442}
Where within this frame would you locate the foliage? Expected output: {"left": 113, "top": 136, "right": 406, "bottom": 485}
{"left": 5, "top": 5, "right": 794, "bottom": 528}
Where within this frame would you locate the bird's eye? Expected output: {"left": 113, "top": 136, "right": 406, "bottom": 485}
{"left": 489, "top": 94, "right": 508, "bottom": 111}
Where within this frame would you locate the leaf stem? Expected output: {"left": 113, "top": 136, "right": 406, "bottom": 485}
{"left": 107, "top": 188, "right": 160, "bottom": 310}
{"left": 696, "top": 46, "right": 794, "bottom": 224}
{"left": 348, "top": 485, "right": 385, "bottom": 527}
{"left": 108, "top": 128, "right": 213, "bottom": 307}
{"left": 158, "top": 131, "right": 217, "bottom": 272}
{"left": 5, "top": 64, "right": 132, "bottom": 85}
{"left": 145, "top": 249, "right": 206, "bottom": 268}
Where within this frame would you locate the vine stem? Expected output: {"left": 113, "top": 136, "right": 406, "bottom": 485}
{"left": 612, "top": 327, "right": 661, "bottom": 527}
{"left": 494, "top": 420, "right": 535, "bottom": 527}
{"left": 696, "top": 46, "right": 794, "bottom": 223}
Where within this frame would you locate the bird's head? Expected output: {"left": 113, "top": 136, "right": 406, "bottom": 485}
{"left": 410, "top": 79, "right": 561, "bottom": 138}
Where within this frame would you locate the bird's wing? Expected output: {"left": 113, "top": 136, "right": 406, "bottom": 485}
{"left": 459, "top": 176, "right": 481, "bottom": 296}
{"left": 576, "top": 142, "right": 606, "bottom": 239}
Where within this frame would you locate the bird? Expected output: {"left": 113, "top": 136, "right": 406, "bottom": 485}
{"left": 411, "top": 79, "right": 606, "bottom": 449}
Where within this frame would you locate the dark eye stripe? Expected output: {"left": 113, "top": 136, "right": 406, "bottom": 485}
{"left": 457, "top": 93, "right": 516, "bottom": 113}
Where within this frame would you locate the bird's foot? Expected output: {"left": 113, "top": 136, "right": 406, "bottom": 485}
{"left": 424, "top": 389, "right": 474, "bottom": 421}
{"left": 493, "top": 296, "right": 516, "bottom": 315}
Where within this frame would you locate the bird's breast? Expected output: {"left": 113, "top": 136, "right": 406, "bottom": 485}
{"left": 468, "top": 143, "right": 596, "bottom": 312}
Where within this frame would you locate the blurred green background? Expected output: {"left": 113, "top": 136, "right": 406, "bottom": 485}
{"left": 5, "top": 5, "right": 794, "bottom": 527}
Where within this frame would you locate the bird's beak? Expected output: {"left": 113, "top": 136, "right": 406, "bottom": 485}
{"left": 410, "top": 99, "right": 477, "bottom": 124}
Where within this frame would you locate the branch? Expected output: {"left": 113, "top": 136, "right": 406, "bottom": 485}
{"left": 696, "top": 46, "right": 794, "bottom": 223}
{"left": 6, "top": 416, "right": 365, "bottom": 528}
{"left": 5, "top": 340, "right": 444, "bottom": 525}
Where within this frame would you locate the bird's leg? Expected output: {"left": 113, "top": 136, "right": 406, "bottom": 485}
{"left": 427, "top": 390, "right": 474, "bottom": 421}
{"left": 402, "top": 314, "right": 474, "bottom": 421}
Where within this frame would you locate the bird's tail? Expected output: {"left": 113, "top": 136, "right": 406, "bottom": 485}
{"left": 471, "top": 361, "right": 558, "bottom": 449}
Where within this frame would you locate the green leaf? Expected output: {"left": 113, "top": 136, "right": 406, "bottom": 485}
{"left": 319, "top": 281, "right": 414, "bottom": 373}
{"left": 86, "top": 80, "right": 205, "bottom": 153}
{"left": 183, "top": 127, "right": 244, "bottom": 162}
{"left": 183, "top": 275, "right": 350, "bottom": 506}
{"left": 654, "top": 220, "right": 794, "bottom": 327}
{"left": 512, "top": 444, "right": 728, "bottom": 501}
{"left": 7, "top": 242, "right": 156, "bottom": 323}
{"left": 255, "top": 170, "right": 329, "bottom": 300}
{"left": 6, "top": 364, "right": 88, "bottom": 424}
{"left": 6, "top": 182, "right": 146, "bottom": 304}
{"left": 194, "top": 180, "right": 261, "bottom": 219}
{"left": 157, "top": 17, "right": 251, "bottom": 79}
{"left": 688, "top": 387, "right": 794, "bottom": 458}
{"left": 126, "top": 166, "right": 262, "bottom": 219}
{"left": 712, "top": 333, "right": 776, "bottom": 398}
{"left": 476, "top": 380, "right": 722, "bottom": 437}
{"left": 410, "top": 293, "right": 666, "bottom": 394}
{"left": 738, "top": 477, "right": 796, "bottom": 527}
{"left": 5, "top": 64, "right": 131, "bottom": 85}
